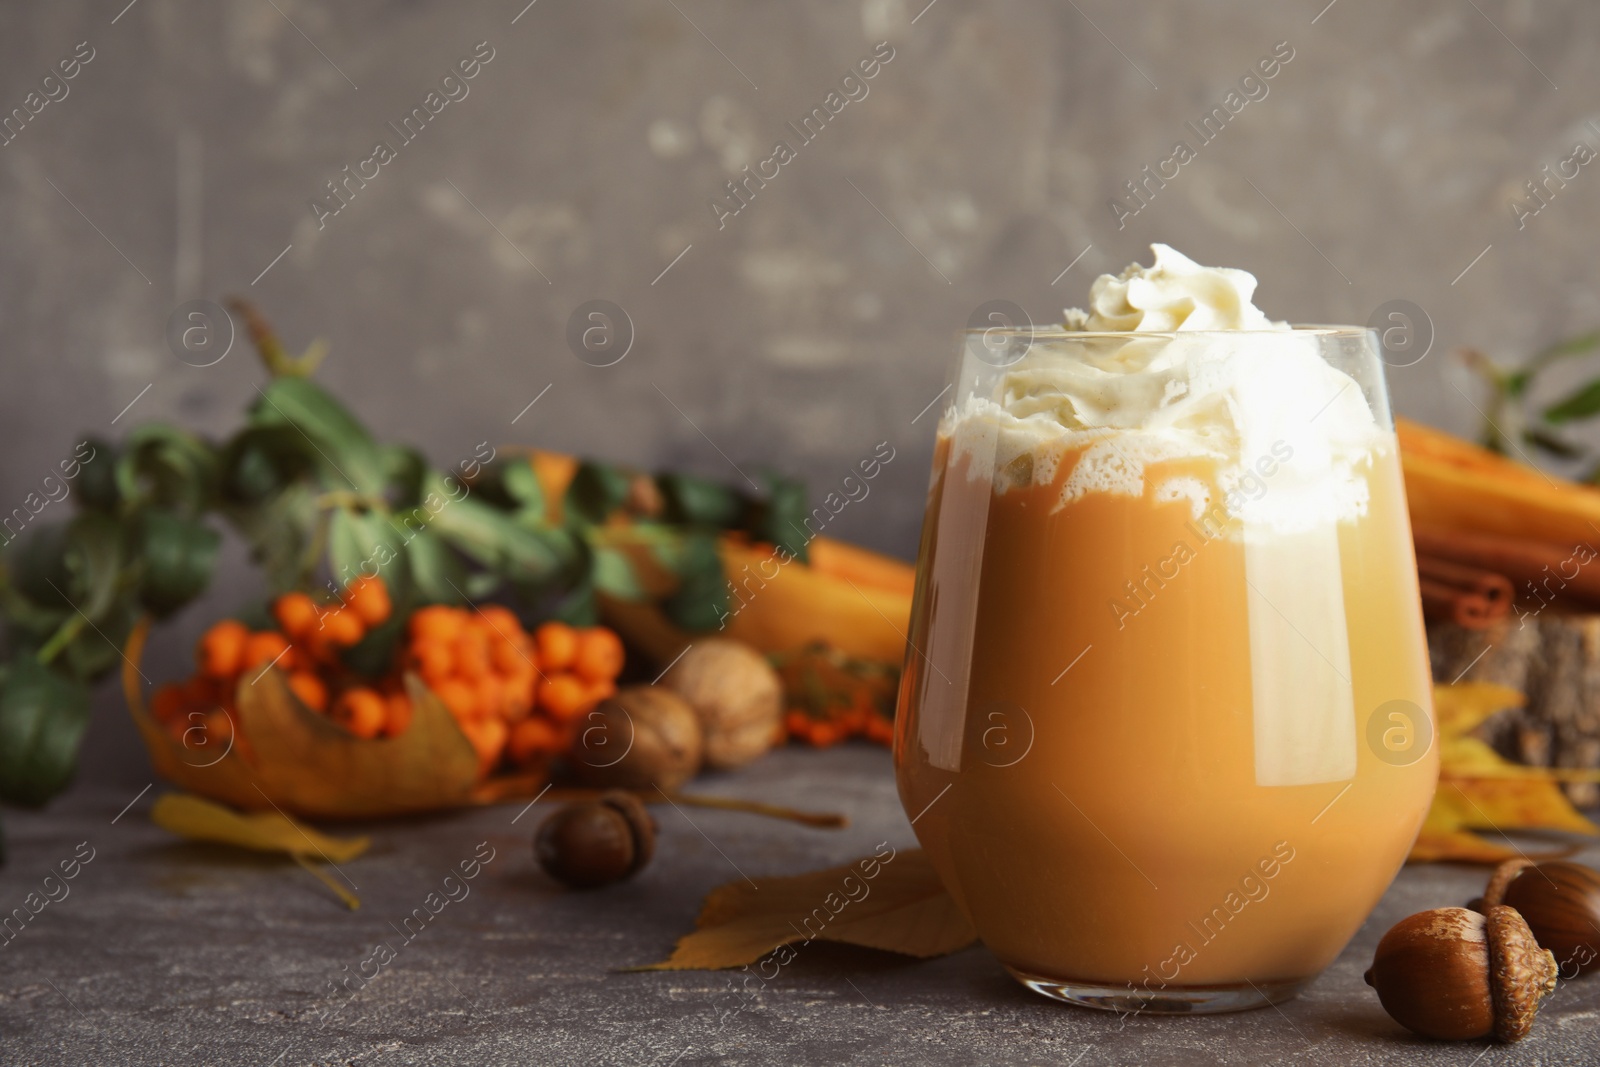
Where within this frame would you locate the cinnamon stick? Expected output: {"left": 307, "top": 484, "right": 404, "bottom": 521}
{"left": 1419, "top": 577, "right": 1499, "bottom": 629}
{"left": 1413, "top": 525, "right": 1600, "bottom": 608}
{"left": 1416, "top": 555, "right": 1514, "bottom": 607}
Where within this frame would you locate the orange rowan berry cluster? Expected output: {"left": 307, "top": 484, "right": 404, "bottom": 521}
{"left": 775, "top": 645, "right": 897, "bottom": 748}
{"left": 784, "top": 705, "right": 893, "bottom": 747}
{"left": 150, "top": 575, "right": 628, "bottom": 782}
{"left": 403, "top": 608, "right": 623, "bottom": 775}
{"left": 151, "top": 577, "right": 397, "bottom": 754}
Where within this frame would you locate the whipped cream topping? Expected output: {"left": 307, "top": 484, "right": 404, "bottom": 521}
{"left": 1066, "top": 243, "right": 1283, "bottom": 332}
{"left": 943, "top": 245, "right": 1383, "bottom": 533}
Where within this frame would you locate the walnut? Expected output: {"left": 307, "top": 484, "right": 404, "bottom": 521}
{"left": 661, "top": 639, "right": 782, "bottom": 770}
{"left": 570, "top": 686, "right": 702, "bottom": 792}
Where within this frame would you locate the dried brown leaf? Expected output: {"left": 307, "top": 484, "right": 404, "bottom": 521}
{"left": 124, "top": 619, "right": 481, "bottom": 820}
{"left": 643, "top": 847, "right": 975, "bottom": 970}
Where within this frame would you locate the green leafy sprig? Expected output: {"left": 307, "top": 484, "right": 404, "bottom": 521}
{"left": 1463, "top": 331, "right": 1600, "bottom": 476}
{"left": 0, "top": 304, "right": 808, "bottom": 826}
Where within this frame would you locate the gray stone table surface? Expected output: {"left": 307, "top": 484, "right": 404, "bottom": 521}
{"left": 1, "top": 746, "right": 1597, "bottom": 1066}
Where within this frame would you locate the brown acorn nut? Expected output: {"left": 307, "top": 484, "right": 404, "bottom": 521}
{"left": 1480, "top": 859, "right": 1600, "bottom": 976}
{"left": 660, "top": 639, "right": 782, "bottom": 770}
{"left": 570, "top": 686, "right": 703, "bottom": 792}
{"left": 1364, "top": 906, "right": 1558, "bottom": 1042}
{"left": 534, "top": 791, "right": 656, "bottom": 890}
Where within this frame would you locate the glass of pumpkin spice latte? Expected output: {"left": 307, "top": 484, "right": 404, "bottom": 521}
{"left": 894, "top": 246, "right": 1437, "bottom": 1013}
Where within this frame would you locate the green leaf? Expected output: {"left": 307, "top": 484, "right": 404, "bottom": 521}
{"left": 219, "top": 425, "right": 316, "bottom": 505}
{"left": 1542, "top": 379, "right": 1600, "bottom": 424}
{"left": 75, "top": 439, "right": 120, "bottom": 512}
{"left": 593, "top": 545, "right": 647, "bottom": 601}
{"left": 465, "top": 459, "right": 546, "bottom": 524}
{"left": 249, "top": 377, "right": 386, "bottom": 495}
{"left": 380, "top": 445, "right": 429, "bottom": 510}
{"left": 464, "top": 571, "right": 503, "bottom": 600}
{"left": 567, "top": 462, "right": 633, "bottom": 524}
{"left": 659, "top": 472, "right": 744, "bottom": 528}
{"left": 114, "top": 423, "right": 217, "bottom": 517}
{"left": 1524, "top": 426, "right": 1585, "bottom": 459}
{"left": 501, "top": 461, "right": 545, "bottom": 512}
{"left": 13, "top": 514, "right": 123, "bottom": 623}
{"left": 544, "top": 576, "right": 599, "bottom": 627}
{"left": 9, "top": 522, "right": 75, "bottom": 610}
{"left": 1507, "top": 331, "right": 1600, "bottom": 399}
{"left": 752, "top": 474, "right": 810, "bottom": 564}
{"left": 339, "top": 610, "right": 406, "bottom": 680}
{"left": 1519, "top": 330, "right": 1600, "bottom": 389}
{"left": 428, "top": 488, "right": 569, "bottom": 586}
{"left": 328, "top": 507, "right": 411, "bottom": 602}
{"left": 0, "top": 576, "right": 70, "bottom": 649}
{"left": 0, "top": 659, "right": 91, "bottom": 807}
{"left": 664, "top": 533, "right": 729, "bottom": 631}
{"left": 223, "top": 484, "right": 316, "bottom": 593}
{"left": 403, "top": 527, "right": 468, "bottom": 604}
{"left": 136, "top": 510, "right": 221, "bottom": 618}
{"left": 55, "top": 600, "right": 138, "bottom": 681}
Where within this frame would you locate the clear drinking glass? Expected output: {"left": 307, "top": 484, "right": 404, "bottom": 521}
{"left": 894, "top": 326, "right": 1437, "bottom": 1013}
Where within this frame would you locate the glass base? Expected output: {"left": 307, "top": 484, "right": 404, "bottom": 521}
{"left": 1006, "top": 967, "right": 1311, "bottom": 1015}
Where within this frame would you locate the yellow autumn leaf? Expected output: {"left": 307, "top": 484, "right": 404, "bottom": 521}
{"left": 1408, "top": 827, "right": 1528, "bottom": 865}
{"left": 1441, "top": 734, "right": 1521, "bottom": 776}
{"left": 1432, "top": 680, "right": 1523, "bottom": 738}
{"left": 1411, "top": 682, "right": 1600, "bottom": 864}
{"left": 643, "top": 848, "right": 975, "bottom": 970}
{"left": 151, "top": 792, "right": 369, "bottom": 909}
{"left": 1432, "top": 777, "right": 1598, "bottom": 837}
{"left": 151, "top": 793, "right": 370, "bottom": 863}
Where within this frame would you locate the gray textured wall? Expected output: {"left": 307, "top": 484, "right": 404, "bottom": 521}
{"left": 2, "top": 0, "right": 1596, "bottom": 782}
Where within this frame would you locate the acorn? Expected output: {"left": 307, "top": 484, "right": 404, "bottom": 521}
{"left": 534, "top": 791, "right": 656, "bottom": 890}
{"left": 1478, "top": 859, "right": 1600, "bottom": 976}
{"left": 1364, "top": 906, "right": 1557, "bottom": 1042}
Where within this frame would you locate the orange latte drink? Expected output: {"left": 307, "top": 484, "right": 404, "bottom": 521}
{"left": 896, "top": 247, "right": 1437, "bottom": 1013}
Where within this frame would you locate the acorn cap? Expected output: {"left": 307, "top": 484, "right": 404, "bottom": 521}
{"left": 1481, "top": 859, "right": 1535, "bottom": 910}
{"left": 1487, "top": 904, "right": 1559, "bottom": 1043}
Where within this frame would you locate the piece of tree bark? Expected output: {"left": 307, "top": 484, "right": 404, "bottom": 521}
{"left": 1428, "top": 613, "right": 1600, "bottom": 809}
